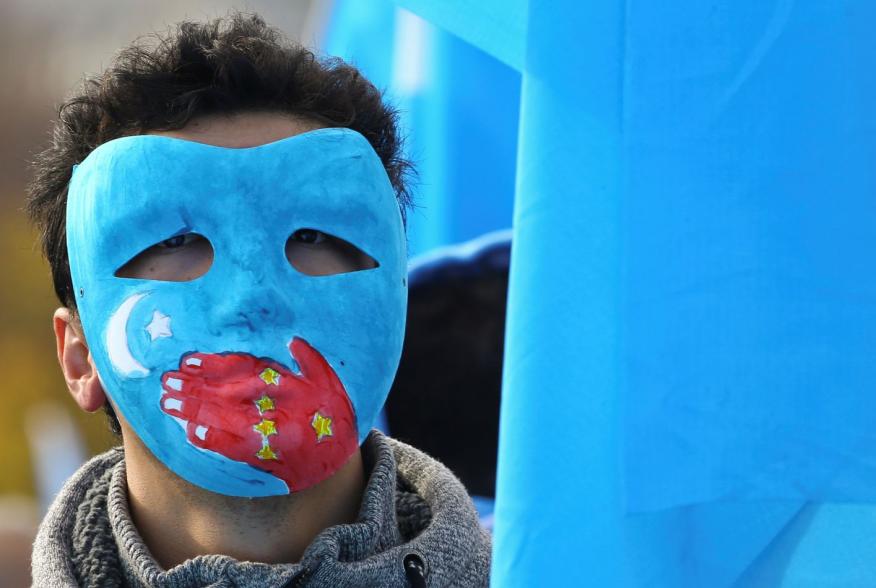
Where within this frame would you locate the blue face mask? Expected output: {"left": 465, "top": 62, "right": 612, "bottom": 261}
{"left": 67, "top": 128, "right": 407, "bottom": 497}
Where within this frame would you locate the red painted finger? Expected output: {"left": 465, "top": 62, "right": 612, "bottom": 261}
{"left": 176, "top": 353, "right": 209, "bottom": 375}
{"left": 177, "top": 351, "right": 265, "bottom": 380}
{"left": 160, "top": 372, "right": 192, "bottom": 395}
{"left": 161, "top": 373, "right": 252, "bottom": 408}
{"left": 175, "top": 352, "right": 245, "bottom": 378}
{"left": 163, "top": 389, "right": 256, "bottom": 433}
{"left": 163, "top": 370, "right": 275, "bottom": 406}
{"left": 288, "top": 337, "right": 340, "bottom": 391}
{"left": 186, "top": 421, "right": 249, "bottom": 451}
{"left": 159, "top": 390, "right": 199, "bottom": 422}
{"left": 160, "top": 390, "right": 233, "bottom": 429}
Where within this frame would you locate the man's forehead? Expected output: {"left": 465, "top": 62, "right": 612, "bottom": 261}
{"left": 148, "top": 112, "right": 324, "bottom": 149}
{"left": 75, "top": 126, "right": 386, "bottom": 190}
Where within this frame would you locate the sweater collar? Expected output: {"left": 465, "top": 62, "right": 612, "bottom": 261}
{"left": 110, "top": 430, "right": 404, "bottom": 588}
{"left": 32, "top": 430, "right": 491, "bottom": 587}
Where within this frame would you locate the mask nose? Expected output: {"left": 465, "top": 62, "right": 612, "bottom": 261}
{"left": 208, "top": 264, "right": 293, "bottom": 336}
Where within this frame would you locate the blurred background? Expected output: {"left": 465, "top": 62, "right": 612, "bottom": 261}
{"left": 0, "top": 1, "right": 518, "bottom": 584}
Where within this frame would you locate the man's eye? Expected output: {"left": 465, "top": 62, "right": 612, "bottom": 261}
{"left": 285, "top": 229, "right": 378, "bottom": 276}
{"left": 115, "top": 232, "right": 213, "bottom": 281}
{"left": 291, "top": 229, "right": 327, "bottom": 245}
{"left": 159, "top": 234, "right": 197, "bottom": 249}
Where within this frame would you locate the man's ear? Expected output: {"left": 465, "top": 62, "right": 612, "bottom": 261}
{"left": 53, "top": 307, "right": 107, "bottom": 412}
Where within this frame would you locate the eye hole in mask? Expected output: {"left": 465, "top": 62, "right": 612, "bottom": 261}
{"left": 115, "top": 233, "right": 214, "bottom": 282}
{"left": 114, "top": 229, "right": 375, "bottom": 281}
{"left": 286, "top": 228, "right": 379, "bottom": 276}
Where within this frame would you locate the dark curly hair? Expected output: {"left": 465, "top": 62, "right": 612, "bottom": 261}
{"left": 26, "top": 12, "right": 413, "bottom": 436}
{"left": 27, "top": 11, "right": 413, "bottom": 313}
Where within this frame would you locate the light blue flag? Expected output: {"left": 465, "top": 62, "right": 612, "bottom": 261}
{"left": 621, "top": 1, "right": 876, "bottom": 513}
{"left": 489, "top": 0, "right": 876, "bottom": 586}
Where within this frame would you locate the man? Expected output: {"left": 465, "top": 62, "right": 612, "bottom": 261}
{"left": 27, "top": 13, "right": 490, "bottom": 587}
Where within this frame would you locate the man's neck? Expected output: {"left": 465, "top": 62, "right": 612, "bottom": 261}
{"left": 122, "top": 431, "right": 365, "bottom": 569}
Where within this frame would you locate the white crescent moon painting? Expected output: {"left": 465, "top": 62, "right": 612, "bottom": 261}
{"left": 106, "top": 292, "right": 150, "bottom": 377}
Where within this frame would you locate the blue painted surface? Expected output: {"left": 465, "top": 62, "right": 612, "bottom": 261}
{"left": 67, "top": 130, "right": 407, "bottom": 497}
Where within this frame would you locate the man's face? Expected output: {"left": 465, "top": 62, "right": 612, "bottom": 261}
{"left": 64, "top": 113, "right": 408, "bottom": 496}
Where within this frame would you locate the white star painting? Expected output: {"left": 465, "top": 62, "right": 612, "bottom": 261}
{"left": 146, "top": 310, "right": 173, "bottom": 341}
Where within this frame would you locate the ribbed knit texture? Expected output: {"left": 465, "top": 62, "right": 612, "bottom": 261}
{"left": 70, "top": 460, "right": 122, "bottom": 587}
{"left": 32, "top": 431, "right": 491, "bottom": 587}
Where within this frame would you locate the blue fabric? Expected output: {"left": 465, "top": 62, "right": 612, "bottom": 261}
{"left": 391, "top": 0, "right": 527, "bottom": 71}
{"left": 66, "top": 129, "right": 407, "bottom": 497}
{"left": 736, "top": 503, "right": 876, "bottom": 587}
{"left": 322, "top": 0, "right": 395, "bottom": 88}
{"left": 325, "top": 0, "right": 519, "bottom": 257}
{"left": 494, "top": 2, "right": 634, "bottom": 583}
{"left": 492, "top": 0, "right": 876, "bottom": 585}
{"left": 621, "top": 1, "right": 876, "bottom": 512}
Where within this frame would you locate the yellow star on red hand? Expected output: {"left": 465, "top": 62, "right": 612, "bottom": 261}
{"left": 256, "top": 443, "right": 278, "bottom": 461}
{"left": 259, "top": 368, "right": 280, "bottom": 386}
{"left": 253, "top": 419, "right": 277, "bottom": 437}
{"left": 311, "top": 412, "right": 333, "bottom": 442}
{"left": 254, "top": 395, "right": 275, "bottom": 414}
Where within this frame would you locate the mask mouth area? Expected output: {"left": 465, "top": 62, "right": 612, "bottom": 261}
{"left": 285, "top": 228, "right": 379, "bottom": 276}
{"left": 115, "top": 232, "right": 213, "bottom": 282}
{"left": 157, "top": 337, "right": 359, "bottom": 493}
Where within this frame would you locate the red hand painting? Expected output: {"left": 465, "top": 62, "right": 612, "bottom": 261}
{"left": 159, "top": 337, "right": 358, "bottom": 492}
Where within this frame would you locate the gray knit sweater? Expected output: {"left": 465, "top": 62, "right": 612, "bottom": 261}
{"left": 32, "top": 431, "right": 491, "bottom": 587}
